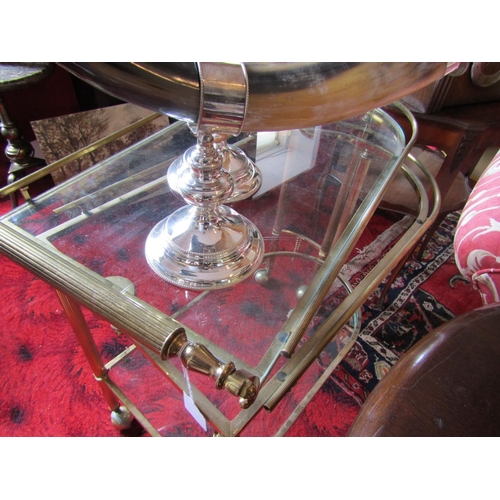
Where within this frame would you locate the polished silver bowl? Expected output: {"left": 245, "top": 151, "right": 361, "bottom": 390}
{"left": 60, "top": 62, "right": 452, "bottom": 131}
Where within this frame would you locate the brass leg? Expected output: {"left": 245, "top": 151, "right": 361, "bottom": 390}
{"left": 55, "top": 290, "right": 132, "bottom": 429}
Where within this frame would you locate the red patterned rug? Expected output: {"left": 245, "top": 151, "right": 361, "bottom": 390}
{"left": 0, "top": 193, "right": 482, "bottom": 436}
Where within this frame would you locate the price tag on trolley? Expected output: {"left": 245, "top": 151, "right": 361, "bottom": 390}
{"left": 182, "top": 365, "right": 207, "bottom": 431}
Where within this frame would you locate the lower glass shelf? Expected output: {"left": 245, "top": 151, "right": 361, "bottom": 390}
{"left": 103, "top": 273, "right": 361, "bottom": 437}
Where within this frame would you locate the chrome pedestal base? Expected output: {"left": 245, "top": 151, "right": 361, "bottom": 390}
{"left": 146, "top": 133, "right": 264, "bottom": 290}
{"left": 145, "top": 205, "right": 264, "bottom": 290}
{"left": 167, "top": 140, "right": 262, "bottom": 203}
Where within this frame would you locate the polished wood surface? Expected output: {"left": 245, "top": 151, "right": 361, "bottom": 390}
{"left": 348, "top": 303, "right": 500, "bottom": 436}
{"left": 391, "top": 102, "right": 500, "bottom": 200}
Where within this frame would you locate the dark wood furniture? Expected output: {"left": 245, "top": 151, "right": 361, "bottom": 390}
{"left": 0, "top": 64, "right": 55, "bottom": 208}
{"left": 395, "top": 101, "right": 500, "bottom": 199}
{"left": 348, "top": 303, "right": 500, "bottom": 437}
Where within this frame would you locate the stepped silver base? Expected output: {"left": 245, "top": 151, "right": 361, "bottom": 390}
{"left": 145, "top": 205, "right": 264, "bottom": 290}
{"left": 221, "top": 144, "right": 262, "bottom": 202}
{"left": 167, "top": 143, "right": 262, "bottom": 203}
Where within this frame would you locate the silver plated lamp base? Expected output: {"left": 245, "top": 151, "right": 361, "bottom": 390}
{"left": 145, "top": 204, "right": 264, "bottom": 290}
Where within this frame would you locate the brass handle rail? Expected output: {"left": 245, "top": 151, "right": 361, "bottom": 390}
{"left": 0, "top": 220, "right": 182, "bottom": 353}
{"left": 0, "top": 221, "right": 260, "bottom": 408}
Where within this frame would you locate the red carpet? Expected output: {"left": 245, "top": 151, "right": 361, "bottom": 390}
{"left": 0, "top": 193, "right": 482, "bottom": 436}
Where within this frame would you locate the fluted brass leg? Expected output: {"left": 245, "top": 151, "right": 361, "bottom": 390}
{"left": 55, "top": 290, "right": 127, "bottom": 416}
